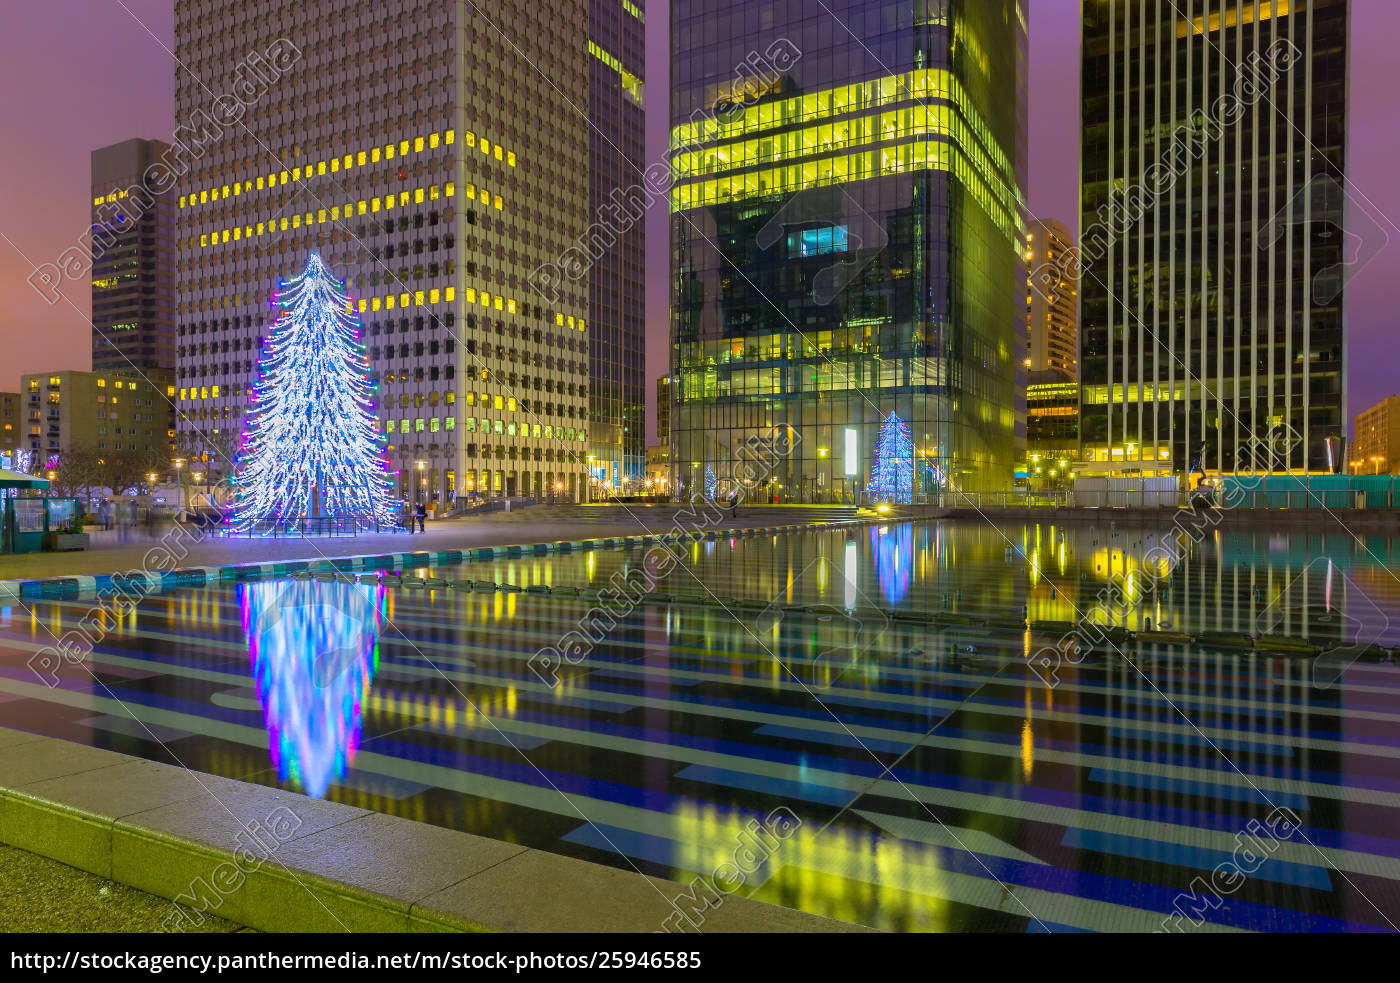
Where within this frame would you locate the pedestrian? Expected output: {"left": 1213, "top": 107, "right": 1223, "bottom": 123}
{"left": 728, "top": 488, "right": 739, "bottom": 515}
{"left": 101, "top": 500, "right": 112, "bottom": 532}
{"left": 415, "top": 501, "right": 427, "bottom": 533}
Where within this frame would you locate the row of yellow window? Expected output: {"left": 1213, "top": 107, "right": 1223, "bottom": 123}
{"left": 671, "top": 138, "right": 1019, "bottom": 243}
{"left": 671, "top": 105, "right": 1016, "bottom": 224}
{"left": 350, "top": 288, "right": 585, "bottom": 332}
{"left": 385, "top": 418, "right": 583, "bottom": 442}
{"left": 588, "top": 40, "right": 643, "bottom": 105}
{"left": 173, "top": 129, "right": 517, "bottom": 209}
{"left": 672, "top": 68, "right": 1016, "bottom": 190}
{"left": 192, "top": 180, "right": 502, "bottom": 250}
{"left": 180, "top": 282, "right": 585, "bottom": 331}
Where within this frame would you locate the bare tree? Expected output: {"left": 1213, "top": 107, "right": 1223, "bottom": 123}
{"left": 96, "top": 447, "right": 167, "bottom": 499}
{"left": 45, "top": 446, "right": 103, "bottom": 502}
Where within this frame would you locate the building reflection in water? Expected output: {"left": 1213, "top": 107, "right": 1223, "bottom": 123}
{"left": 240, "top": 579, "right": 386, "bottom": 797}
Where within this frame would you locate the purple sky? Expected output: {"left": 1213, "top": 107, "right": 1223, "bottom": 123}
{"left": 0, "top": 0, "right": 1394, "bottom": 438}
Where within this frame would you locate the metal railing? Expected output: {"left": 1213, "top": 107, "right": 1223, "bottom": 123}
{"left": 240, "top": 517, "right": 367, "bottom": 538}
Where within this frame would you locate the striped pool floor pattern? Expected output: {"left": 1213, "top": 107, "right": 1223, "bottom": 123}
{"left": 0, "top": 521, "right": 1398, "bottom": 931}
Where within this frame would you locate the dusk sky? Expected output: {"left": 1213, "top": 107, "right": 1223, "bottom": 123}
{"left": 0, "top": 0, "right": 1393, "bottom": 437}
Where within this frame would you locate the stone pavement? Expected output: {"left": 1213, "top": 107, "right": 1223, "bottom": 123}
{"left": 0, "top": 729, "right": 863, "bottom": 933}
{"left": 0, "top": 508, "right": 757, "bottom": 581}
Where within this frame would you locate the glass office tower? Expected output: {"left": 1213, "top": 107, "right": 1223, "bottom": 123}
{"left": 587, "top": 0, "right": 648, "bottom": 491}
{"left": 669, "top": 0, "right": 1027, "bottom": 502}
{"left": 1080, "top": 0, "right": 1349, "bottom": 476}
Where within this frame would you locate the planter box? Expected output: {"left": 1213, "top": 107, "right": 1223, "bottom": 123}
{"left": 43, "top": 532, "right": 89, "bottom": 552}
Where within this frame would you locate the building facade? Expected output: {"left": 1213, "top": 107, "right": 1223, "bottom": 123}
{"left": 91, "top": 138, "right": 176, "bottom": 372}
{"left": 670, "top": 0, "right": 1027, "bottom": 502}
{"left": 174, "top": 0, "right": 594, "bottom": 504}
{"left": 0, "top": 392, "right": 20, "bottom": 463}
{"left": 655, "top": 374, "right": 672, "bottom": 445}
{"left": 645, "top": 443, "right": 671, "bottom": 495}
{"left": 19, "top": 370, "right": 175, "bottom": 463}
{"left": 1025, "top": 217, "right": 1077, "bottom": 382}
{"left": 1080, "top": 0, "right": 1349, "bottom": 477}
{"left": 1026, "top": 376, "right": 1079, "bottom": 488}
{"left": 1352, "top": 395, "right": 1400, "bottom": 474}
{"left": 586, "top": 0, "right": 647, "bottom": 491}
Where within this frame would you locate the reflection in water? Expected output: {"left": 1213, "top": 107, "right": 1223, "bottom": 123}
{"left": 13, "top": 519, "right": 1400, "bottom": 931}
{"left": 870, "top": 523, "right": 914, "bottom": 607}
{"left": 240, "top": 579, "right": 385, "bottom": 797}
{"left": 672, "top": 802, "right": 952, "bottom": 932}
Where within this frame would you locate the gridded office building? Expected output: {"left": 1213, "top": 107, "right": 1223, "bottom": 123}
{"left": 670, "top": 0, "right": 1028, "bottom": 501}
{"left": 174, "top": 0, "right": 594, "bottom": 502}
{"left": 1080, "top": 0, "right": 1349, "bottom": 476}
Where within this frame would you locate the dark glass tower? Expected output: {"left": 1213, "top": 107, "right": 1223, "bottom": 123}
{"left": 1080, "top": 0, "right": 1349, "bottom": 476}
{"left": 91, "top": 138, "right": 176, "bottom": 372}
{"left": 587, "top": 0, "right": 648, "bottom": 490}
{"left": 669, "top": 0, "right": 1027, "bottom": 501}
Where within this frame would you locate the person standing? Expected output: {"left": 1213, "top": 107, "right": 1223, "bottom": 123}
{"left": 415, "top": 501, "right": 427, "bottom": 533}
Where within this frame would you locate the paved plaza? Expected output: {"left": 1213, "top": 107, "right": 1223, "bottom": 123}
{"left": 0, "top": 505, "right": 802, "bottom": 580}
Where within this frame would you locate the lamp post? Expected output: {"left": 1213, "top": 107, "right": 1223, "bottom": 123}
{"left": 415, "top": 460, "right": 427, "bottom": 512}
{"left": 173, "top": 458, "right": 186, "bottom": 512}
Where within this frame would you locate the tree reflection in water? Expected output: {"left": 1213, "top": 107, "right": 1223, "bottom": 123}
{"left": 240, "top": 578, "right": 385, "bottom": 797}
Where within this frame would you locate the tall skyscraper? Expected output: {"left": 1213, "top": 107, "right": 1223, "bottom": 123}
{"left": 91, "top": 138, "right": 176, "bottom": 372}
{"left": 669, "top": 0, "right": 1027, "bottom": 501}
{"left": 1026, "top": 217, "right": 1077, "bottom": 382}
{"left": 586, "top": 0, "right": 647, "bottom": 490}
{"left": 1080, "top": 0, "right": 1349, "bottom": 477}
{"left": 174, "top": 0, "right": 593, "bottom": 503}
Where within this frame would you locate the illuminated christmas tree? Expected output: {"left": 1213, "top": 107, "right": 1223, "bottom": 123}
{"left": 704, "top": 465, "right": 717, "bottom": 501}
{"left": 867, "top": 411, "right": 914, "bottom": 504}
{"left": 231, "top": 253, "right": 394, "bottom": 531}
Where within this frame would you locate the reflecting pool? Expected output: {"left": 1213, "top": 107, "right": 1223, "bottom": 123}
{"left": 2, "top": 519, "right": 1399, "bottom": 931}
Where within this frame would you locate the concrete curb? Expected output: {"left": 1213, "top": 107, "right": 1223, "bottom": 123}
{"left": 0, "top": 729, "right": 866, "bottom": 933}
{"left": 0, "top": 519, "right": 884, "bottom": 602}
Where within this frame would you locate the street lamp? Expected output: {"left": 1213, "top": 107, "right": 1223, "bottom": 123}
{"left": 173, "top": 457, "right": 187, "bottom": 512}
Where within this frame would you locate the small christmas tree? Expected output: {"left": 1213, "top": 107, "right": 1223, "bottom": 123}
{"left": 232, "top": 253, "right": 394, "bottom": 530}
{"left": 867, "top": 411, "right": 914, "bottom": 504}
{"left": 704, "top": 465, "right": 717, "bottom": 501}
